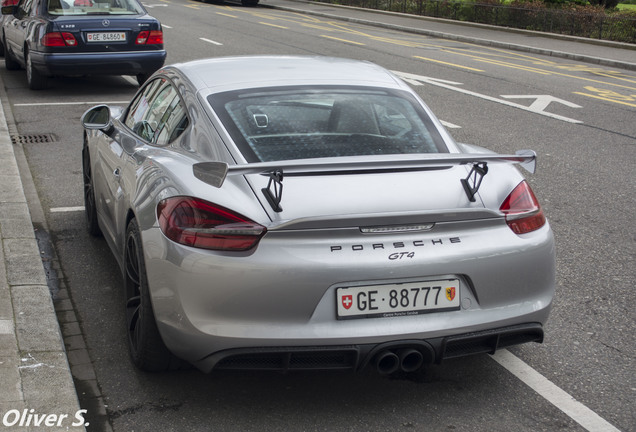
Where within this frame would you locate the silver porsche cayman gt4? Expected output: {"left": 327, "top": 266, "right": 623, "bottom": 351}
{"left": 81, "top": 56, "right": 555, "bottom": 374}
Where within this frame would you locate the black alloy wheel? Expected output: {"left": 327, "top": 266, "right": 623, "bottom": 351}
{"left": 82, "top": 142, "right": 102, "bottom": 237}
{"left": 124, "top": 218, "right": 176, "bottom": 371}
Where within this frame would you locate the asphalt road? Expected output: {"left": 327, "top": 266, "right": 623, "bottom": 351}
{"left": 1, "top": 0, "right": 634, "bottom": 431}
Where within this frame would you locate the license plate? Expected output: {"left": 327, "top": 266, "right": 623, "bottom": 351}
{"left": 86, "top": 32, "right": 126, "bottom": 43}
{"left": 336, "top": 279, "right": 460, "bottom": 319}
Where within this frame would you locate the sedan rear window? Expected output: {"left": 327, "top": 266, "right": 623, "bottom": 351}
{"left": 209, "top": 87, "right": 448, "bottom": 163}
{"left": 47, "top": 0, "right": 145, "bottom": 15}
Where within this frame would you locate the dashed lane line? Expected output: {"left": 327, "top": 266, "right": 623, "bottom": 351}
{"left": 200, "top": 37, "right": 223, "bottom": 46}
{"left": 50, "top": 207, "right": 85, "bottom": 213}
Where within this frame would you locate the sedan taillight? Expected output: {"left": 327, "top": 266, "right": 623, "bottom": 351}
{"left": 41, "top": 32, "right": 78, "bottom": 47}
{"left": 500, "top": 181, "right": 546, "bottom": 235}
{"left": 157, "top": 197, "right": 266, "bottom": 251}
{"left": 136, "top": 30, "right": 163, "bottom": 45}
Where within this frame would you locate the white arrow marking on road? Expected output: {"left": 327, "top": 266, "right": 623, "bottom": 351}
{"left": 501, "top": 95, "right": 582, "bottom": 113}
{"left": 392, "top": 71, "right": 583, "bottom": 124}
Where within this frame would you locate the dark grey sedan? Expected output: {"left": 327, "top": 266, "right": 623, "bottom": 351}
{"left": 1, "top": 0, "right": 165, "bottom": 89}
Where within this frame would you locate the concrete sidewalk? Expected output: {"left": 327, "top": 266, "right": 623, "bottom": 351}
{"left": 0, "top": 95, "right": 85, "bottom": 429}
{"left": 0, "top": 2, "right": 634, "bottom": 431}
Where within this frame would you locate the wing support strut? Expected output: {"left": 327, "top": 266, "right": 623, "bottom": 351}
{"left": 461, "top": 162, "right": 489, "bottom": 203}
{"left": 262, "top": 170, "right": 284, "bottom": 212}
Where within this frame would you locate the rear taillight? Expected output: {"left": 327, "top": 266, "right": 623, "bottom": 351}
{"left": 41, "top": 32, "right": 77, "bottom": 47}
{"left": 157, "top": 197, "right": 266, "bottom": 251}
{"left": 500, "top": 181, "right": 546, "bottom": 235}
{"left": 136, "top": 30, "right": 163, "bottom": 45}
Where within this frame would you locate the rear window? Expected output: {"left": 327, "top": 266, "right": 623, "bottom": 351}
{"left": 47, "top": 0, "right": 145, "bottom": 15}
{"left": 208, "top": 87, "right": 448, "bottom": 163}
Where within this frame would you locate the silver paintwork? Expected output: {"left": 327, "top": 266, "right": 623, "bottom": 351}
{"left": 82, "top": 56, "right": 555, "bottom": 372}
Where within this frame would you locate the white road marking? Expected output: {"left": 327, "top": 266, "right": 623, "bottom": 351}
{"left": 122, "top": 75, "right": 139, "bottom": 86}
{"left": 50, "top": 207, "right": 85, "bottom": 213}
{"left": 501, "top": 95, "right": 582, "bottom": 113}
{"left": 440, "top": 120, "right": 461, "bottom": 129}
{"left": 392, "top": 70, "right": 583, "bottom": 124}
{"left": 200, "top": 37, "right": 223, "bottom": 46}
{"left": 491, "top": 349, "right": 620, "bottom": 432}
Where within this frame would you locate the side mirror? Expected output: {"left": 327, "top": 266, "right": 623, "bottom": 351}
{"left": 82, "top": 105, "right": 140, "bottom": 154}
{"left": 82, "top": 105, "right": 114, "bottom": 136}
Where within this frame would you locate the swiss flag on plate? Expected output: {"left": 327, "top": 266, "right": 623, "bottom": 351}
{"left": 342, "top": 295, "right": 353, "bottom": 310}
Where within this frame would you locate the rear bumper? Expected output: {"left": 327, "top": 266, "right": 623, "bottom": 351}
{"left": 143, "top": 220, "right": 556, "bottom": 373}
{"left": 30, "top": 50, "right": 166, "bottom": 76}
{"left": 195, "top": 323, "right": 545, "bottom": 373}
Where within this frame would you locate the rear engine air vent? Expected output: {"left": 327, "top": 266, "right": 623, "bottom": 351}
{"left": 441, "top": 323, "right": 544, "bottom": 360}
{"left": 214, "top": 347, "right": 359, "bottom": 371}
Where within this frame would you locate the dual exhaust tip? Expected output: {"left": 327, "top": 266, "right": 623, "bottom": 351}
{"left": 374, "top": 348, "right": 430, "bottom": 374}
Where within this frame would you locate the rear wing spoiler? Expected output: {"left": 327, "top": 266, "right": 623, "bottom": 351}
{"left": 193, "top": 150, "right": 537, "bottom": 212}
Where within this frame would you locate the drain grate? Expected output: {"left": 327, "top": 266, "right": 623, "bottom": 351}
{"left": 11, "top": 134, "right": 56, "bottom": 144}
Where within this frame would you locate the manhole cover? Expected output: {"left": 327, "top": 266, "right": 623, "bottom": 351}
{"left": 11, "top": 134, "right": 56, "bottom": 144}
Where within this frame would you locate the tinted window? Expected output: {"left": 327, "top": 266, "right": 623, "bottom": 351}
{"left": 208, "top": 87, "right": 448, "bottom": 163}
{"left": 124, "top": 78, "right": 164, "bottom": 135}
{"left": 155, "top": 96, "right": 188, "bottom": 146}
{"left": 47, "top": 0, "right": 145, "bottom": 15}
{"left": 124, "top": 78, "right": 188, "bottom": 145}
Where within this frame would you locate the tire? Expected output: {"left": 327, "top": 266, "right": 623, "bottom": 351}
{"left": 241, "top": 0, "right": 259, "bottom": 5}
{"left": 0, "top": 35, "right": 4, "bottom": 57}
{"left": 26, "top": 50, "right": 47, "bottom": 90}
{"left": 4, "top": 38, "right": 20, "bottom": 71}
{"left": 82, "top": 141, "right": 102, "bottom": 237}
{"left": 124, "top": 218, "right": 177, "bottom": 371}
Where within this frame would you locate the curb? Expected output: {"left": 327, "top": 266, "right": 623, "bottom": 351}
{"left": 0, "top": 74, "right": 86, "bottom": 430}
